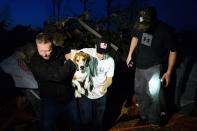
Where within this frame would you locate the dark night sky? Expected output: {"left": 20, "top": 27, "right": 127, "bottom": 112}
{"left": 0, "top": 0, "right": 197, "bottom": 31}
{"left": 143, "top": 0, "right": 197, "bottom": 31}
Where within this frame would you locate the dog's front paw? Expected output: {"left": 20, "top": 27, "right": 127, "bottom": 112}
{"left": 84, "top": 82, "right": 90, "bottom": 89}
{"left": 75, "top": 91, "right": 82, "bottom": 98}
{"left": 78, "top": 87, "right": 85, "bottom": 94}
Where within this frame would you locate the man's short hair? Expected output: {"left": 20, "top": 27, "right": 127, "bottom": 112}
{"left": 36, "top": 33, "right": 53, "bottom": 44}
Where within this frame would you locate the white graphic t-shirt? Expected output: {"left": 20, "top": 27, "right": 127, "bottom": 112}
{"left": 80, "top": 48, "right": 115, "bottom": 99}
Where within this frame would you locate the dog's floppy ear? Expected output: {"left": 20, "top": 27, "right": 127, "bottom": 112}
{"left": 73, "top": 52, "right": 78, "bottom": 64}
{"left": 84, "top": 53, "right": 90, "bottom": 67}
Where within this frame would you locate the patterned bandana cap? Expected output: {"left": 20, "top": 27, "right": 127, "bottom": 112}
{"left": 100, "top": 43, "right": 108, "bottom": 49}
{"left": 96, "top": 41, "right": 109, "bottom": 54}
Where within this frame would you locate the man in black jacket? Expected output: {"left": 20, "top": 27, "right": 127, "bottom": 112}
{"left": 30, "top": 33, "right": 80, "bottom": 131}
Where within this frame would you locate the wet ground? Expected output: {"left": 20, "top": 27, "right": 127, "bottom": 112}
{"left": 110, "top": 102, "right": 197, "bottom": 131}
{"left": 0, "top": 99, "right": 196, "bottom": 131}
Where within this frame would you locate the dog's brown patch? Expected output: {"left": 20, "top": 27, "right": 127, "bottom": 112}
{"left": 73, "top": 51, "right": 90, "bottom": 65}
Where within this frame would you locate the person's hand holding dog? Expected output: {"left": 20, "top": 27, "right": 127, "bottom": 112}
{"left": 65, "top": 49, "right": 77, "bottom": 61}
{"left": 100, "top": 77, "right": 112, "bottom": 94}
{"left": 100, "top": 87, "right": 107, "bottom": 94}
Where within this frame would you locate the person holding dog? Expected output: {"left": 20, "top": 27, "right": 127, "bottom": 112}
{"left": 126, "top": 7, "right": 177, "bottom": 126}
{"left": 71, "top": 39, "right": 115, "bottom": 131}
{"left": 29, "top": 33, "right": 81, "bottom": 131}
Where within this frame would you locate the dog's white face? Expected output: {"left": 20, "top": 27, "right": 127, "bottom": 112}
{"left": 73, "top": 51, "right": 90, "bottom": 72}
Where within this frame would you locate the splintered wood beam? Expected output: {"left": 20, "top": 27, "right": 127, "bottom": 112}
{"left": 77, "top": 18, "right": 119, "bottom": 51}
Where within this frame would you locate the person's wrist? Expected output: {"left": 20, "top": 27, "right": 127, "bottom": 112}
{"left": 166, "top": 70, "right": 172, "bottom": 75}
{"left": 127, "top": 56, "right": 131, "bottom": 60}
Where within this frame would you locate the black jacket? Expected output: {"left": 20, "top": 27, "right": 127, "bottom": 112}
{"left": 30, "top": 46, "right": 76, "bottom": 101}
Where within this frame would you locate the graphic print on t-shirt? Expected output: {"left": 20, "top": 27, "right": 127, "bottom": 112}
{"left": 98, "top": 67, "right": 105, "bottom": 73}
{"left": 141, "top": 33, "right": 153, "bottom": 47}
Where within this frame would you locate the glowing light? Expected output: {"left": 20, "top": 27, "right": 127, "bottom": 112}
{"left": 148, "top": 72, "right": 161, "bottom": 101}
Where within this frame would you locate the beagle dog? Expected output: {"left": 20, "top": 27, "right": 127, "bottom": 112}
{"left": 72, "top": 51, "right": 92, "bottom": 98}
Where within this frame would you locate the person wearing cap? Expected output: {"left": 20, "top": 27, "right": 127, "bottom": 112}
{"left": 72, "top": 39, "right": 115, "bottom": 131}
{"left": 126, "top": 7, "right": 177, "bottom": 126}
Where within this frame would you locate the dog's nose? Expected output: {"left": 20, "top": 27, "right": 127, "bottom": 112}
{"left": 80, "top": 66, "right": 85, "bottom": 70}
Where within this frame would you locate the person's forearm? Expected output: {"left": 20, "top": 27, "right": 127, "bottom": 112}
{"left": 166, "top": 51, "right": 177, "bottom": 74}
{"left": 127, "top": 37, "right": 138, "bottom": 58}
{"left": 104, "top": 77, "right": 113, "bottom": 89}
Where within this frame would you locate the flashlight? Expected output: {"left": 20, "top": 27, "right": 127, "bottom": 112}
{"left": 149, "top": 72, "right": 161, "bottom": 100}
{"left": 161, "top": 79, "right": 166, "bottom": 87}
